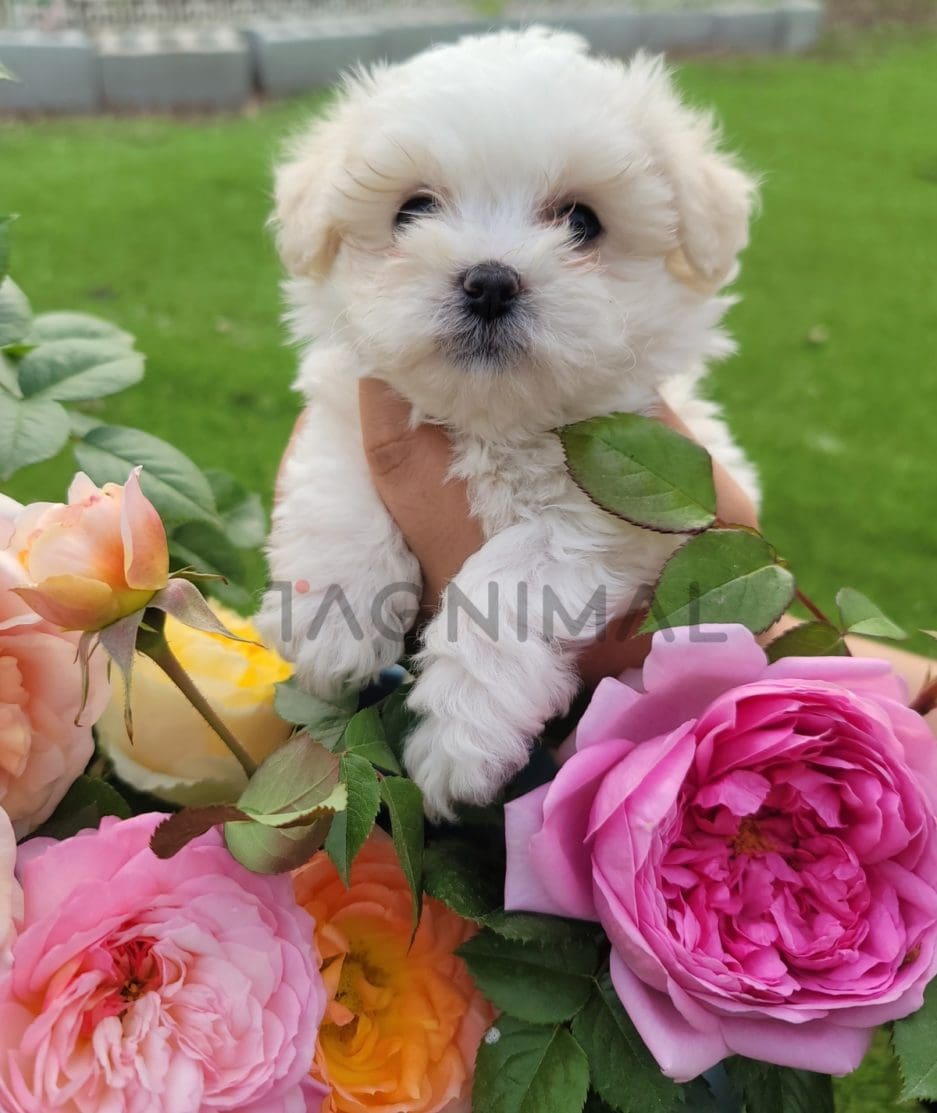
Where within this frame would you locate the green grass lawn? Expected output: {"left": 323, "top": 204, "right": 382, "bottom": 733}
{"left": 2, "top": 31, "right": 936, "bottom": 1110}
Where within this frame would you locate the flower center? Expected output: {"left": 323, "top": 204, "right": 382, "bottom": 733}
{"left": 80, "top": 936, "right": 161, "bottom": 1035}
{"left": 731, "top": 815, "right": 776, "bottom": 856}
{"left": 322, "top": 945, "right": 395, "bottom": 1044}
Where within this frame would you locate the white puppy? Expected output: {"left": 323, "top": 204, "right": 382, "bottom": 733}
{"left": 259, "top": 27, "right": 759, "bottom": 819}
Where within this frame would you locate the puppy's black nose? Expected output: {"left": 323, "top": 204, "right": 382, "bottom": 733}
{"left": 461, "top": 262, "right": 521, "bottom": 321}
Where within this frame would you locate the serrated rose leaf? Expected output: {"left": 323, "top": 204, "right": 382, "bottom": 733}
{"left": 458, "top": 929, "right": 599, "bottom": 1024}
{"left": 836, "top": 587, "right": 908, "bottom": 640}
{"left": 472, "top": 1016, "right": 589, "bottom": 1113}
{"left": 380, "top": 775, "right": 424, "bottom": 929}
{"left": 18, "top": 339, "right": 143, "bottom": 402}
{"left": 571, "top": 973, "right": 681, "bottom": 1113}
{"left": 224, "top": 813, "right": 333, "bottom": 875}
{"left": 561, "top": 411, "right": 716, "bottom": 534}
{"left": 236, "top": 733, "right": 344, "bottom": 824}
{"left": 273, "top": 680, "right": 356, "bottom": 749}
{"left": 150, "top": 804, "right": 250, "bottom": 859}
{"left": 28, "top": 310, "right": 135, "bottom": 347}
{"left": 339, "top": 706, "right": 401, "bottom": 773}
{"left": 893, "top": 981, "right": 937, "bottom": 1101}
{"left": 324, "top": 752, "right": 381, "bottom": 884}
{"left": 766, "top": 621, "right": 849, "bottom": 663}
{"left": 641, "top": 529, "right": 795, "bottom": 636}
{"left": 724, "top": 1058, "right": 833, "bottom": 1113}
{"left": 0, "top": 276, "right": 31, "bottom": 347}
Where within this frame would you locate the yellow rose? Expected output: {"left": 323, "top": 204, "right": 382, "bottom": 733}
{"left": 96, "top": 602, "right": 293, "bottom": 805}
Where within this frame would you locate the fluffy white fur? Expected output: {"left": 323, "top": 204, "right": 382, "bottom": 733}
{"left": 258, "top": 27, "right": 760, "bottom": 819}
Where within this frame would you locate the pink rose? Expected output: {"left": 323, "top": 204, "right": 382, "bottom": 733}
{"left": 0, "top": 814, "right": 329, "bottom": 1113}
{"left": 505, "top": 625, "right": 937, "bottom": 1081}
{"left": 0, "top": 808, "right": 20, "bottom": 971}
{"left": 7, "top": 469, "right": 169, "bottom": 632}
{"left": 1, "top": 502, "right": 109, "bottom": 837}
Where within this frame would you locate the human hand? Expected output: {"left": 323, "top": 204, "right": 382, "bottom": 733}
{"left": 354, "top": 378, "right": 760, "bottom": 689}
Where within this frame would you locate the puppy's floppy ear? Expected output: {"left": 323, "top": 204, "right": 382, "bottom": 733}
{"left": 629, "top": 53, "right": 758, "bottom": 291}
{"left": 273, "top": 111, "right": 347, "bottom": 279}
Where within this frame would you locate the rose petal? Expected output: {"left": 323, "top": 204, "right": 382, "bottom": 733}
{"left": 120, "top": 468, "right": 169, "bottom": 591}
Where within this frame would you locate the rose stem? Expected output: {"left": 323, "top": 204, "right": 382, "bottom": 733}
{"left": 148, "top": 644, "right": 258, "bottom": 778}
{"left": 911, "top": 673, "right": 937, "bottom": 718}
{"left": 795, "top": 589, "right": 831, "bottom": 625}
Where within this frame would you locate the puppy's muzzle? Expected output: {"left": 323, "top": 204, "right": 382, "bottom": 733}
{"left": 461, "top": 262, "right": 521, "bottom": 322}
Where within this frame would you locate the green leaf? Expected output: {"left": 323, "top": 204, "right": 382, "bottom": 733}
{"left": 473, "top": 1016, "right": 589, "bottom": 1113}
{"left": 571, "top": 972, "right": 681, "bottom": 1113}
{"left": 273, "top": 680, "right": 357, "bottom": 749}
{"left": 74, "top": 424, "right": 220, "bottom": 528}
{"left": 18, "top": 339, "right": 143, "bottom": 402}
{"left": 836, "top": 587, "right": 908, "bottom": 640}
{"left": 205, "top": 468, "right": 267, "bottom": 549}
{"left": 339, "top": 706, "right": 402, "bottom": 773}
{"left": 584, "top": 1095, "right": 616, "bottom": 1113}
{"left": 641, "top": 530, "right": 795, "bottom": 636}
{"left": 0, "top": 216, "right": 12, "bottom": 282}
{"left": 423, "top": 838, "right": 503, "bottom": 921}
{"left": 893, "top": 979, "right": 937, "bottom": 1101}
{"left": 0, "top": 352, "right": 21, "bottom": 398}
{"left": 380, "top": 775, "right": 425, "bottom": 928}
{"left": 0, "top": 392, "right": 70, "bottom": 481}
{"left": 481, "top": 910, "right": 605, "bottom": 948}
{"left": 28, "top": 310, "right": 135, "bottom": 348}
{"left": 235, "top": 732, "right": 345, "bottom": 825}
{"left": 458, "top": 929, "right": 600, "bottom": 1023}
{"left": 378, "top": 682, "right": 417, "bottom": 763}
{"left": 0, "top": 62, "right": 17, "bottom": 81}
{"left": 169, "top": 520, "right": 246, "bottom": 586}
{"left": 31, "top": 775, "right": 132, "bottom": 840}
{"left": 724, "top": 1058, "right": 833, "bottom": 1113}
{"left": 765, "top": 621, "right": 849, "bottom": 662}
{"left": 67, "top": 409, "right": 104, "bottom": 437}
{"left": 560, "top": 412, "right": 716, "bottom": 534}
{"left": 324, "top": 752, "right": 381, "bottom": 884}
{"left": 0, "top": 277, "right": 32, "bottom": 347}
{"left": 224, "top": 813, "right": 333, "bottom": 874}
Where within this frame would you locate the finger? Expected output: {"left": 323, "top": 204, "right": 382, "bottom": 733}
{"left": 358, "top": 379, "right": 484, "bottom": 609}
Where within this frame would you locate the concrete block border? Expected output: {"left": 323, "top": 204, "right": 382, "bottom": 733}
{"left": 0, "top": 29, "right": 99, "bottom": 113}
{"left": 97, "top": 27, "right": 251, "bottom": 111}
{"left": 0, "top": 2, "right": 825, "bottom": 115}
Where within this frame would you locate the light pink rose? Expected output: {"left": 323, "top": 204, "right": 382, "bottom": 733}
{"left": 0, "top": 813, "right": 329, "bottom": 1113}
{"left": 0, "top": 807, "right": 21, "bottom": 971}
{"left": 1, "top": 501, "right": 109, "bottom": 838}
{"left": 8, "top": 469, "right": 169, "bottom": 632}
{"left": 505, "top": 625, "right": 937, "bottom": 1081}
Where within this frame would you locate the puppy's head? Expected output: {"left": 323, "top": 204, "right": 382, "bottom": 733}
{"left": 276, "top": 28, "right": 757, "bottom": 437}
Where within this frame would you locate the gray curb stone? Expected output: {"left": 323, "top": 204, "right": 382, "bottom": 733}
{"left": 97, "top": 27, "right": 251, "bottom": 111}
{"left": 0, "top": 30, "right": 100, "bottom": 113}
{"left": 242, "top": 20, "right": 383, "bottom": 95}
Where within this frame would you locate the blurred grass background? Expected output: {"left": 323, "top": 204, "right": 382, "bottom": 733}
{"left": 2, "top": 18, "right": 936, "bottom": 1113}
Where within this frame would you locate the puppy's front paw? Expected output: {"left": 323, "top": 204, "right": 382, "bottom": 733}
{"left": 403, "top": 713, "right": 532, "bottom": 822}
{"left": 256, "top": 586, "right": 404, "bottom": 699}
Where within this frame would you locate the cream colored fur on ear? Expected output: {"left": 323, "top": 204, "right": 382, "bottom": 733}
{"left": 631, "top": 53, "right": 758, "bottom": 290}
{"left": 273, "top": 111, "right": 347, "bottom": 278}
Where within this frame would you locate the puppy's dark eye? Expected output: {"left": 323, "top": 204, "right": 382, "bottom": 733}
{"left": 561, "top": 202, "right": 603, "bottom": 246}
{"left": 395, "top": 194, "right": 439, "bottom": 229}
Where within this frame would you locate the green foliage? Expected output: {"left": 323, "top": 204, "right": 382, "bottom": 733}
{"left": 892, "top": 980, "right": 937, "bottom": 1101}
{"left": 31, "top": 775, "right": 131, "bottom": 840}
{"left": 0, "top": 277, "right": 31, "bottom": 348}
{"left": 765, "top": 620, "right": 849, "bottom": 661}
{"left": 324, "top": 752, "right": 381, "bottom": 885}
{"left": 18, "top": 339, "right": 142, "bottom": 402}
{"left": 724, "top": 1058, "right": 834, "bottom": 1113}
{"left": 560, "top": 412, "right": 716, "bottom": 534}
{"left": 273, "top": 681, "right": 356, "bottom": 744}
{"left": 836, "top": 587, "right": 908, "bottom": 640}
{"left": 641, "top": 530, "right": 795, "bottom": 635}
{"left": 473, "top": 1016, "right": 590, "bottom": 1113}
{"left": 458, "top": 929, "right": 601, "bottom": 1024}
{"left": 571, "top": 973, "right": 682, "bottom": 1113}
{"left": 380, "top": 775, "right": 425, "bottom": 929}
{"left": 338, "top": 706, "right": 402, "bottom": 773}
{"left": 423, "top": 837, "right": 504, "bottom": 922}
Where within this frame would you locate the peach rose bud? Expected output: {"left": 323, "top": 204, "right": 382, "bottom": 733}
{"left": 8, "top": 469, "right": 169, "bottom": 632}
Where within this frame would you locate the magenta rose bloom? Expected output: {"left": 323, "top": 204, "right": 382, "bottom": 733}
{"left": 0, "top": 813, "right": 329, "bottom": 1112}
{"left": 505, "top": 625, "right": 937, "bottom": 1081}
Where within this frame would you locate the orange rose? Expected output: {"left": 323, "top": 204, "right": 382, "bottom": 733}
{"left": 8, "top": 469, "right": 168, "bottom": 632}
{"left": 293, "top": 831, "right": 495, "bottom": 1113}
